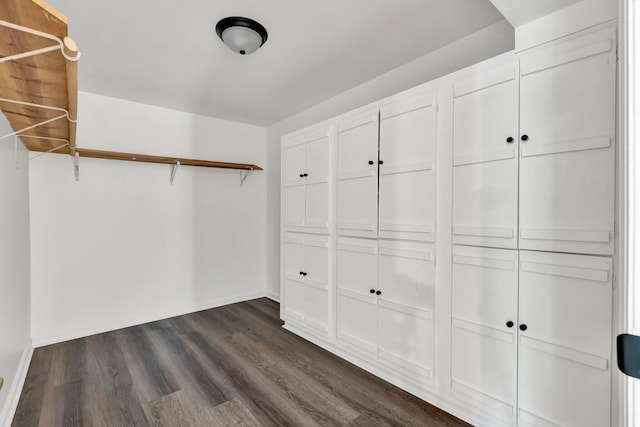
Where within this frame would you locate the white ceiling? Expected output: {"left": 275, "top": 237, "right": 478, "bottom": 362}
{"left": 48, "top": 0, "right": 506, "bottom": 126}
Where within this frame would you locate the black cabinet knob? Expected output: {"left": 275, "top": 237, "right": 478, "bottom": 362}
{"left": 506, "top": 321, "right": 514, "bottom": 328}
{"left": 378, "top": 160, "right": 384, "bottom": 165}
{"left": 368, "top": 160, "right": 374, "bottom": 165}
{"left": 299, "top": 173, "right": 304, "bottom": 178}
{"left": 299, "top": 271, "right": 304, "bottom": 275}
{"left": 303, "top": 173, "right": 308, "bottom": 177}
{"left": 370, "top": 289, "right": 375, "bottom": 294}
{"left": 521, "top": 134, "right": 529, "bottom": 141}
{"left": 376, "top": 290, "right": 382, "bottom": 295}
{"left": 519, "top": 324, "right": 528, "bottom": 331}
{"left": 506, "top": 136, "right": 514, "bottom": 143}
{"left": 303, "top": 272, "right": 308, "bottom": 276}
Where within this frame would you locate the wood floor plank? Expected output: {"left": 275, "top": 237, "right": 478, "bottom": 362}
{"left": 10, "top": 374, "right": 47, "bottom": 427}
{"left": 12, "top": 298, "right": 469, "bottom": 427}
{"left": 206, "top": 399, "right": 263, "bottom": 427}
{"left": 186, "top": 330, "right": 318, "bottom": 426}
{"left": 225, "top": 331, "right": 361, "bottom": 425}
{"left": 144, "top": 390, "right": 205, "bottom": 427}
{"left": 84, "top": 332, "right": 149, "bottom": 427}
{"left": 115, "top": 325, "right": 180, "bottom": 404}
{"left": 145, "top": 325, "right": 227, "bottom": 411}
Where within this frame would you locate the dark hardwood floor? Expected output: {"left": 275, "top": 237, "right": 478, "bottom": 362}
{"left": 12, "top": 298, "right": 469, "bottom": 426}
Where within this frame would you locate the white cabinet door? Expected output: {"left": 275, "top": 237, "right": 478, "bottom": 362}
{"left": 337, "top": 110, "right": 379, "bottom": 238}
{"left": 451, "top": 245, "right": 518, "bottom": 424}
{"left": 517, "top": 251, "right": 612, "bottom": 427}
{"left": 282, "top": 233, "right": 306, "bottom": 322}
{"left": 452, "top": 61, "right": 519, "bottom": 249}
{"left": 283, "top": 137, "right": 306, "bottom": 233}
{"left": 379, "top": 92, "right": 437, "bottom": 242}
{"left": 303, "top": 234, "right": 331, "bottom": 335}
{"left": 282, "top": 233, "right": 331, "bottom": 337}
{"left": 304, "top": 127, "right": 332, "bottom": 234}
{"left": 519, "top": 28, "right": 616, "bottom": 255}
{"left": 336, "top": 237, "right": 378, "bottom": 355}
{"left": 377, "top": 240, "right": 435, "bottom": 383}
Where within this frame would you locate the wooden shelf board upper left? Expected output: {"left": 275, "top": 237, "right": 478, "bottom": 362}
{"left": 0, "top": 0, "right": 76, "bottom": 153}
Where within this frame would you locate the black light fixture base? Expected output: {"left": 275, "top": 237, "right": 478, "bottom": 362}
{"left": 215, "top": 16, "right": 268, "bottom": 48}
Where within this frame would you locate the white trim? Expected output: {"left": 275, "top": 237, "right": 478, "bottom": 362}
{"left": 282, "top": 323, "right": 499, "bottom": 427}
{"left": 266, "top": 290, "right": 280, "bottom": 302}
{"left": 619, "top": 1, "right": 635, "bottom": 426}
{"left": 0, "top": 341, "right": 33, "bottom": 427}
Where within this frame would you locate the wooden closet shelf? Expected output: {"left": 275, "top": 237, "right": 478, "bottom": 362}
{"left": 0, "top": 0, "right": 78, "bottom": 153}
{"left": 1, "top": 1, "right": 261, "bottom": 176}
{"left": 74, "top": 148, "right": 263, "bottom": 171}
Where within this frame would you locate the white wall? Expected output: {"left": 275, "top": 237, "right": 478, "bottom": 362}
{"left": 30, "top": 92, "right": 267, "bottom": 346}
{"left": 0, "top": 116, "right": 31, "bottom": 425}
{"left": 265, "top": 20, "right": 515, "bottom": 299}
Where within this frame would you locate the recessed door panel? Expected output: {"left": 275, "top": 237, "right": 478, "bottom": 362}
{"left": 305, "top": 285, "right": 329, "bottom": 335}
{"left": 283, "top": 140, "right": 305, "bottom": 186}
{"left": 304, "top": 235, "right": 330, "bottom": 290}
{"left": 518, "top": 250, "right": 612, "bottom": 427}
{"left": 377, "top": 304, "right": 433, "bottom": 381}
{"left": 284, "top": 185, "right": 305, "bottom": 232}
{"left": 337, "top": 176, "right": 378, "bottom": 238}
{"left": 337, "top": 111, "right": 378, "bottom": 179}
{"left": 519, "top": 28, "right": 616, "bottom": 255}
{"left": 452, "top": 245, "right": 518, "bottom": 330}
{"left": 337, "top": 111, "right": 379, "bottom": 238}
{"left": 378, "top": 93, "right": 437, "bottom": 242}
{"left": 452, "top": 160, "right": 518, "bottom": 248}
{"left": 451, "top": 245, "right": 517, "bottom": 422}
{"left": 337, "top": 237, "right": 377, "bottom": 295}
{"left": 518, "top": 250, "right": 612, "bottom": 360}
{"left": 283, "top": 234, "right": 305, "bottom": 282}
{"left": 518, "top": 337, "right": 611, "bottom": 427}
{"left": 283, "top": 278, "right": 305, "bottom": 323}
{"left": 379, "top": 170, "right": 435, "bottom": 242}
{"left": 379, "top": 93, "right": 436, "bottom": 174}
{"left": 337, "top": 292, "right": 377, "bottom": 355}
{"left": 452, "top": 61, "right": 518, "bottom": 249}
{"left": 305, "top": 131, "right": 330, "bottom": 182}
{"left": 451, "top": 324, "right": 517, "bottom": 423}
{"left": 305, "top": 182, "right": 330, "bottom": 234}
{"left": 377, "top": 240, "right": 434, "bottom": 313}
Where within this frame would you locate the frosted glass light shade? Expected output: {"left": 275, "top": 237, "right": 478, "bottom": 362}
{"left": 216, "top": 17, "right": 268, "bottom": 56}
{"left": 221, "top": 27, "right": 262, "bottom": 55}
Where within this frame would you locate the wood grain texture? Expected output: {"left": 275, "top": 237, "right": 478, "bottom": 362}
{"left": 0, "top": 0, "right": 75, "bottom": 153}
{"left": 76, "top": 148, "right": 263, "bottom": 171}
{"left": 12, "top": 298, "right": 470, "bottom": 426}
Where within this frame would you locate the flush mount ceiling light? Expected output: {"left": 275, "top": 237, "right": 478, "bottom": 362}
{"left": 215, "top": 16, "right": 268, "bottom": 55}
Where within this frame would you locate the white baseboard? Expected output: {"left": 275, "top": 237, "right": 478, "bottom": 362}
{"left": 266, "top": 290, "right": 280, "bottom": 302}
{"left": 282, "top": 323, "right": 504, "bottom": 427}
{"left": 0, "top": 341, "right": 33, "bottom": 427}
{"left": 33, "top": 290, "right": 267, "bottom": 347}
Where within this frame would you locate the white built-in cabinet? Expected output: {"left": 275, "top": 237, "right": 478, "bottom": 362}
{"left": 283, "top": 125, "right": 332, "bottom": 235}
{"left": 281, "top": 124, "right": 334, "bottom": 337}
{"left": 336, "top": 237, "right": 435, "bottom": 385}
{"left": 281, "top": 22, "right": 617, "bottom": 427}
{"left": 337, "top": 91, "right": 438, "bottom": 242}
{"left": 453, "top": 27, "right": 616, "bottom": 255}
{"left": 282, "top": 233, "right": 331, "bottom": 336}
{"left": 452, "top": 245, "right": 613, "bottom": 427}
{"left": 452, "top": 59, "right": 520, "bottom": 249}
